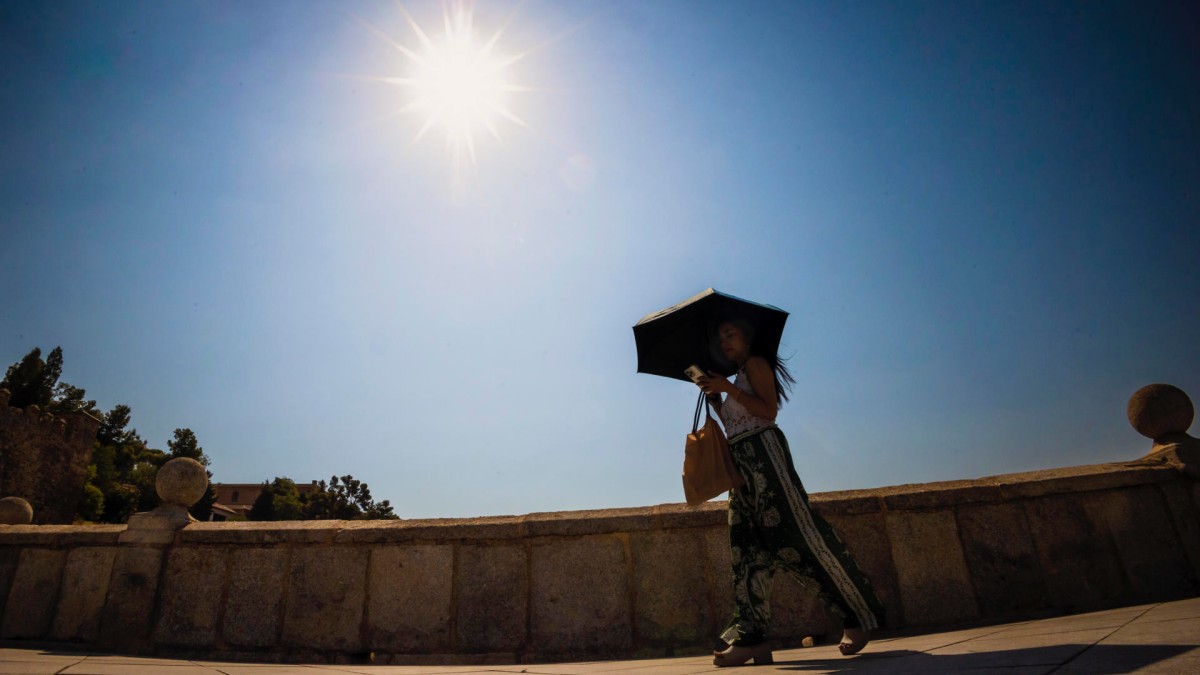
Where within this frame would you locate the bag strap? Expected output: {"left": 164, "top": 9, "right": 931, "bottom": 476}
{"left": 692, "top": 391, "right": 713, "bottom": 433}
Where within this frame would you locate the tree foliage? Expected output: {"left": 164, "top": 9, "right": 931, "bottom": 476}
{"left": 249, "top": 477, "right": 305, "bottom": 521}
{"left": 1, "top": 346, "right": 97, "bottom": 414}
{"left": 81, "top": 406, "right": 164, "bottom": 523}
{"left": 306, "top": 475, "right": 397, "bottom": 520}
{"left": 247, "top": 475, "right": 397, "bottom": 521}
{"left": 77, "top": 464, "right": 105, "bottom": 521}
{"left": 249, "top": 483, "right": 276, "bottom": 521}
{"left": 163, "top": 428, "right": 217, "bottom": 519}
{"left": 191, "top": 469, "right": 217, "bottom": 521}
{"left": 98, "top": 404, "right": 136, "bottom": 447}
{"left": 2, "top": 347, "right": 52, "bottom": 409}
{"left": 79, "top": 483, "right": 105, "bottom": 521}
{"left": 168, "top": 428, "right": 209, "bottom": 466}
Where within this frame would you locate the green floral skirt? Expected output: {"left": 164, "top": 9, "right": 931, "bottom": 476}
{"left": 720, "top": 425, "right": 884, "bottom": 645}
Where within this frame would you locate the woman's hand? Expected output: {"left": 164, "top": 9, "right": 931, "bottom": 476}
{"left": 696, "top": 373, "right": 732, "bottom": 396}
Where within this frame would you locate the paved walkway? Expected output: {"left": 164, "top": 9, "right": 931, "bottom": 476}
{"left": 2, "top": 598, "right": 1198, "bottom": 674}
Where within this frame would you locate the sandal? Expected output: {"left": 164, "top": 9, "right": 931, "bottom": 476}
{"left": 839, "top": 627, "right": 869, "bottom": 656}
{"left": 713, "top": 642, "right": 773, "bottom": 667}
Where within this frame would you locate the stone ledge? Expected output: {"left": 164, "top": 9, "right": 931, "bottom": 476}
{"left": 0, "top": 525, "right": 124, "bottom": 546}
{"left": 179, "top": 521, "right": 339, "bottom": 545}
{"left": 818, "top": 462, "right": 1179, "bottom": 514}
{"left": 880, "top": 482, "right": 1005, "bottom": 511}
{"left": 650, "top": 501, "right": 726, "bottom": 528}
{"left": 334, "top": 516, "right": 524, "bottom": 543}
{"left": 522, "top": 506, "right": 664, "bottom": 537}
{"left": 991, "top": 463, "right": 1175, "bottom": 500}
{"left": 811, "top": 491, "right": 883, "bottom": 515}
{"left": 0, "top": 462, "right": 1181, "bottom": 547}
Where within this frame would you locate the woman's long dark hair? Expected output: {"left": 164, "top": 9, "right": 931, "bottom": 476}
{"left": 722, "top": 317, "right": 795, "bottom": 408}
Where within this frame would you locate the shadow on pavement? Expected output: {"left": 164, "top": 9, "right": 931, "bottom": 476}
{"left": 773, "top": 644, "right": 1197, "bottom": 673}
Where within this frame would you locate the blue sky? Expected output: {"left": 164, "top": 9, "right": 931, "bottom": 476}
{"left": 2, "top": 1, "right": 1197, "bottom": 519}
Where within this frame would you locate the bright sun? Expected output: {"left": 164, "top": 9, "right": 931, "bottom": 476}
{"left": 368, "top": 3, "right": 529, "bottom": 173}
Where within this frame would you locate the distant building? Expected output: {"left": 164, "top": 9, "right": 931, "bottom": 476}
{"left": 209, "top": 481, "right": 318, "bottom": 521}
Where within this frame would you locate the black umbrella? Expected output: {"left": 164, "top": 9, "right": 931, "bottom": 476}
{"left": 633, "top": 288, "right": 789, "bottom": 382}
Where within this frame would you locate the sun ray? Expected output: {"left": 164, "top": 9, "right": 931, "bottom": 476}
{"left": 483, "top": 116, "right": 502, "bottom": 142}
{"left": 487, "top": 101, "right": 528, "bottom": 129}
{"left": 349, "top": 1, "right": 534, "bottom": 177}
{"left": 414, "top": 111, "right": 440, "bottom": 143}
{"left": 351, "top": 13, "right": 424, "bottom": 66}
{"left": 397, "top": 3, "right": 437, "bottom": 54}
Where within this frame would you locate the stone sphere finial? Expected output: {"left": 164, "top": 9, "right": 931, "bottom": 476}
{"left": 0, "top": 497, "right": 33, "bottom": 525}
{"left": 155, "top": 457, "right": 208, "bottom": 507}
{"left": 1128, "top": 384, "right": 1194, "bottom": 441}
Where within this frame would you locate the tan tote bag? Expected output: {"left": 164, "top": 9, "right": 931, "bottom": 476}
{"left": 683, "top": 392, "right": 745, "bottom": 505}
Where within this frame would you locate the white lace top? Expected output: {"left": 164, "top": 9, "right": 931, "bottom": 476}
{"left": 718, "top": 369, "right": 776, "bottom": 438}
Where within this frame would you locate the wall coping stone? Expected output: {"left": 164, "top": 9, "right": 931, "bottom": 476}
{"left": 180, "top": 520, "right": 341, "bottom": 545}
{"left": 334, "top": 515, "right": 525, "bottom": 543}
{"left": 0, "top": 461, "right": 1182, "bottom": 548}
{"left": 0, "top": 524, "right": 124, "bottom": 546}
{"left": 522, "top": 506, "right": 703, "bottom": 537}
{"left": 993, "top": 463, "right": 1175, "bottom": 499}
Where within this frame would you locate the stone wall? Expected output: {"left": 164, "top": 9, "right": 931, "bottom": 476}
{"left": 0, "top": 459, "right": 1196, "bottom": 664}
{"left": 0, "top": 389, "right": 100, "bottom": 525}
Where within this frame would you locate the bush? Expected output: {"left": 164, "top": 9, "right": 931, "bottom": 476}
{"left": 78, "top": 483, "right": 105, "bottom": 521}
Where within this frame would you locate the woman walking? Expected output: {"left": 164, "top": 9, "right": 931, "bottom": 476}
{"left": 696, "top": 318, "right": 885, "bottom": 667}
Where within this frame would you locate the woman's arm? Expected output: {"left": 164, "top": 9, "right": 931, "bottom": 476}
{"left": 697, "top": 356, "right": 778, "bottom": 421}
{"left": 734, "top": 357, "right": 779, "bottom": 420}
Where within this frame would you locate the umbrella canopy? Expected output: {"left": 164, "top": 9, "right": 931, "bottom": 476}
{"left": 633, "top": 289, "right": 789, "bottom": 382}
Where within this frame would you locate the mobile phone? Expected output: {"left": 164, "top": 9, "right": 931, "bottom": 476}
{"left": 685, "top": 365, "right": 705, "bottom": 383}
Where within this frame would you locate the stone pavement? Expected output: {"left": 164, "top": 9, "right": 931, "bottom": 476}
{"left": 2, "top": 598, "right": 1198, "bottom": 675}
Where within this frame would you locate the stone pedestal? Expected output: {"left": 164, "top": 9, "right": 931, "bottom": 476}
{"left": 119, "top": 505, "right": 193, "bottom": 545}
{"left": 115, "top": 458, "right": 206, "bottom": 544}
{"left": 1130, "top": 384, "right": 1199, "bottom": 478}
{"left": 0, "top": 497, "right": 33, "bottom": 525}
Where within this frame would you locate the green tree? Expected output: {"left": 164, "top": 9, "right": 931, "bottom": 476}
{"left": 98, "top": 405, "right": 137, "bottom": 447}
{"left": 167, "top": 428, "right": 210, "bottom": 466}
{"left": 303, "top": 475, "right": 397, "bottom": 520}
{"left": 101, "top": 484, "right": 141, "bottom": 524}
{"left": 50, "top": 381, "right": 97, "bottom": 415}
{"left": 248, "top": 483, "right": 275, "bottom": 521}
{"left": 2, "top": 346, "right": 97, "bottom": 414}
{"left": 80, "top": 404, "right": 166, "bottom": 523}
{"left": 248, "top": 478, "right": 305, "bottom": 521}
{"left": 245, "top": 476, "right": 396, "bottom": 521}
{"left": 78, "top": 483, "right": 105, "bottom": 521}
{"left": 76, "top": 464, "right": 105, "bottom": 521}
{"left": 2, "top": 347, "right": 53, "bottom": 408}
{"left": 165, "top": 427, "right": 215, "bottom": 519}
{"left": 131, "top": 457, "right": 164, "bottom": 512}
{"left": 190, "top": 469, "right": 217, "bottom": 521}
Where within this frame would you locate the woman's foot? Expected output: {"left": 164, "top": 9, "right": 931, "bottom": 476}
{"left": 713, "top": 642, "right": 773, "bottom": 667}
{"left": 839, "top": 627, "right": 869, "bottom": 656}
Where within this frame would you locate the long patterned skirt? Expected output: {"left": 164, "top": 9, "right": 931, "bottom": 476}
{"left": 720, "top": 425, "right": 884, "bottom": 645}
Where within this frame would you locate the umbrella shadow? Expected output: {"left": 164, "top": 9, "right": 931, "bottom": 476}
{"left": 773, "top": 643, "right": 1198, "bottom": 673}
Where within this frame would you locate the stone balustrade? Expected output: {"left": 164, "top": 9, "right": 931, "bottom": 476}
{"left": 0, "top": 459, "right": 1196, "bottom": 664}
{"left": 0, "top": 384, "right": 1196, "bottom": 664}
